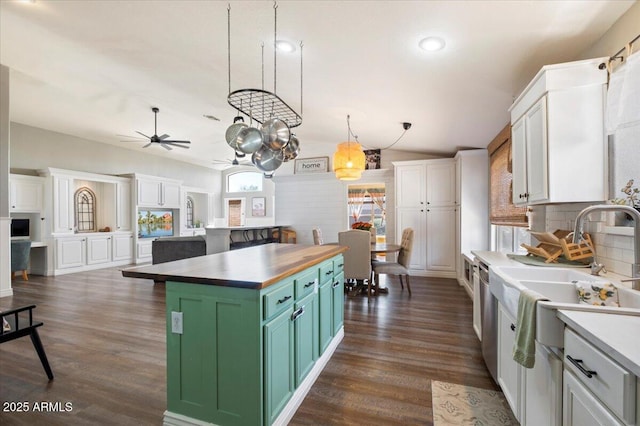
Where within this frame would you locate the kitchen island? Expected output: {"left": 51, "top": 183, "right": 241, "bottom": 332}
{"left": 123, "top": 243, "right": 347, "bottom": 426}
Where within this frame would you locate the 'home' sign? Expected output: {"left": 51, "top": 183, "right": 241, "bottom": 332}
{"left": 294, "top": 157, "right": 329, "bottom": 174}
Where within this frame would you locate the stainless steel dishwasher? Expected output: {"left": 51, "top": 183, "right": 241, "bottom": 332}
{"left": 478, "top": 260, "right": 498, "bottom": 382}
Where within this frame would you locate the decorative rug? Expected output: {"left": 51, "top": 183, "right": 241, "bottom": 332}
{"left": 431, "top": 381, "right": 519, "bottom": 426}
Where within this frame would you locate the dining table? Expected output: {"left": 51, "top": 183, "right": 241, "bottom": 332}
{"left": 369, "top": 242, "right": 401, "bottom": 295}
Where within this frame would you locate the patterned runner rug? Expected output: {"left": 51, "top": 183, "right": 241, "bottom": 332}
{"left": 431, "top": 381, "right": 519, "bottom": 425}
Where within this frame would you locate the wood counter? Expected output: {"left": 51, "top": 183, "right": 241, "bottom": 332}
{"left": 122, "top": 243, "right": 347, "bottom": 289}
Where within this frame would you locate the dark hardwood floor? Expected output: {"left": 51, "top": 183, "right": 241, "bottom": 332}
{"left": 0, "top": 267, "right": 497, "bottom": 425}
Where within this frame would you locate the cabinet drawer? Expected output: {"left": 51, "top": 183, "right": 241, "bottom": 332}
{"left": 264, "top": 282, "right": 295, "bottom": 321}
{"left": 295, "top": 269, "right": 318, "bottom": 300}
{"left": 333, "top": 256, "right": 344, "bottom": 276}
{"left": 319, "top": 261, "right": 334, "bottom": 285}
{"left": 564, "top": 328, "right": 636, "bottom": 424}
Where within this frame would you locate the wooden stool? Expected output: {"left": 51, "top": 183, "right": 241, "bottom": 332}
{"left": 281, "top": 229, "right": 297, "bottom": 244}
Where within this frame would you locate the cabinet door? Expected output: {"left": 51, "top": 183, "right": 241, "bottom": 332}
{"left": 53, "top": 176, "right": 74, "bottom": 233}
{"left": 318, "top": 280, "right": 333, "bottom": 354}
{"left": 396, "top": 208, "right": 426, "bottom": 270}
{"left": 563, "top": 370, "right": 624, "bottom": 426}
{"left": 137, "top": 179, "right": 162, "bottom": 207}
{"left": 426, "top": 162, "right": 456, "bottom": 206}
{"left": 426, "top": 207, "right": 456, "bottom": 272}
{"left": 162, "top": 182, "right": 181, "bottom": 208}
{"left": 112, "top": 234, "right": 133, "bottom": 261}
{"left": 137, "top": 239, "right": 154, "bottom": 261}
{"left": 294, "top": 292, "right": 318, "bottom": 387}
{"left": 264, "top": 308, "right": 294, "bottom": 425}
{"left": 116, "top": 182, "right": 132, "bottom": 231}
{"left": 87, "top": 235, "right": 112, "bottom": 265}
{"left": 511, "top": 116, "right": 528, "bottom": 205}
{"left": 396, "top": 164, "right": 426, "bottom": 208}
{"left": 56, "top": 237, "right": 85, "bottom": 269}
{"left": 10, "top": 179, "right": 43, "bottom": 212}
{"left": 524, "top": 96, "right": 548, "bottom": 204}
{"left": 523, "top": 342, "right": 562, "bottom": 426}
{"left": 497, "top": 303, "right": 522, "bottom": 421}
{"left": 331, "top": 272, "right": 345, "bottom": 335}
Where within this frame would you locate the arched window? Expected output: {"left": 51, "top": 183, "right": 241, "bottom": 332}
{"left": 75, "top": 187, "right": 96, "bottom": 233}
{"left": 227, "top": 171, "right": 263, "bottom": 193}
{"left": 186, "top": 196, "right": 194, "bottom": 228}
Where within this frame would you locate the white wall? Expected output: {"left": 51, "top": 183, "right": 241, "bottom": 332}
{"left": 10, "top": 122, "right": 221, "bottom": 192}
{"left": 273, "top": 169, "right": 395, "bottom": 246}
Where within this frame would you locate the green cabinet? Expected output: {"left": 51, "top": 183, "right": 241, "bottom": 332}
{"left": 165, "top": 254, "right": 343, "bottom": 426}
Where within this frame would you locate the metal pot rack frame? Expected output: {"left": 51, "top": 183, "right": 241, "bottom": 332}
{"left": 227, "top": 88, "right": 302, "bottom": 128}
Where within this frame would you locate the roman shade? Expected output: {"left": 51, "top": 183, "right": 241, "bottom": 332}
{"left": 488, "top": 124, "right": 528, "bottom": 226}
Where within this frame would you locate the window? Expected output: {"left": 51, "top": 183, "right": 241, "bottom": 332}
{"left": 75, "top": 187, "right": 96, "bottom": 233}
{"left": 227, "top": 171, "right": 263, "bottom": 193}
{"left": 186, "top": 196, "right": 194, "bottom": 228}
{"left": 347, "top": 183, "right": 386, "bottom": 242}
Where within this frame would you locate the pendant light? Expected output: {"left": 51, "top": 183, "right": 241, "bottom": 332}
{"left": 333, "top": 115, "right": 365, "bottom": 181}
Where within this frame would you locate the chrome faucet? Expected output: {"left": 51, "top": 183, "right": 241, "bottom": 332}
{"left": 573, "top": 205, "right": 640, "bottom": 289}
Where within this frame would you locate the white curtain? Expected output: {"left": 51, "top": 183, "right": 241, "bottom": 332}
{"left": 607, "top": 50, "right": 640, "bottom": 198}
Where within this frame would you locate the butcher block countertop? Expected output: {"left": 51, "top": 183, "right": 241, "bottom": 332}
{"left": 122, "top": 243, "right": 347, "bottom": 289}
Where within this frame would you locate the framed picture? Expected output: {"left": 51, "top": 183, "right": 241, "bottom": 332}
{"left": 252, "top": 197, "right": 266, "bottom": 217}
{"left": 364, "top": 149, "right": 381, "bottom": 170}
{"left": 294, "top": 157, "right": 329, "bottom": 174}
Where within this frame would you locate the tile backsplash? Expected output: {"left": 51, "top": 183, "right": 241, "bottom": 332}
{"left": 530, "top": 203, "right": 635, "bottom": 277}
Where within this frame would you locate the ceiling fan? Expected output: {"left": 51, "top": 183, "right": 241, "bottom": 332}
{"left": 121, "top": 107, "right": 191, "bottom": 150}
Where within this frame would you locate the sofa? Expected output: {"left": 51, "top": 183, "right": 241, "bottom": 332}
{"left": 151, "top": 236, "right": 207, "bottom": 265}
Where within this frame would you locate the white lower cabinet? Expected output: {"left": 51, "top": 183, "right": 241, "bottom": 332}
{"left": 497, "top": 302, "right": 562, "bottom": 425}
{"left": 55, "top": 232, "right": 133, "bottom": 273}
{"left": 86, "top": 235, "right": 112, "bottom": 265}
{"left": 136, "top": 239, "right": 154, "bottom": 263}
{"left": 497, "top": 303, "right": 523, "bottom": 421}
{"left": 563, "top": 370, "right": 624, "bottom": 426}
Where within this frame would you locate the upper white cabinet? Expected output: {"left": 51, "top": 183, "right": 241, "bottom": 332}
{"left": 394, "top": 159, "right": 457, "bottom": 277}
{"left": 52, "top": 174, "right": 74, "bottom": 234}
{"left": 116, "top": 182, "right": 132, "bottom": 232}
{"left": 10, "top": 174, "right": 45, "bottom": 213}
{"left": 509, "top": 58, "right": 608, "bottom": 206}
{"left": 136, "top": 176, "right": 181, "bottom": 208}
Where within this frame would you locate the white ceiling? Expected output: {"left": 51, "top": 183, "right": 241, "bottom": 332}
{"left": 0, "top": 0, "right": 634, "bottom": 169}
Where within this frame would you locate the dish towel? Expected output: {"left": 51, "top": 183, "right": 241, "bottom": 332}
{"left": 513, "top": 289, "right": 548, "bottom": 368}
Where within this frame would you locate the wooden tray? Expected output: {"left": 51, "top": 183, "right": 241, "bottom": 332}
{"left": 521, "top": 229, "right": 573, "bottom": 263}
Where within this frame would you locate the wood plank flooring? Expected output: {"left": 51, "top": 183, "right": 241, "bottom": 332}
{"left": 0, "top": 267, "right": 497, "bottom": 425}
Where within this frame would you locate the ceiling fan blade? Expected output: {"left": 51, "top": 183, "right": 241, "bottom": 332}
{"left": 160, "top": 143, "right": 173, "bottom": 151}
{"left": 158, "top": 134, "right": 170, "bottom": 140}
{"left": 142, "top": 142, "right": 153, "bottom": 148}
{"left": 116, "top": 133, "right": 146, "bottom": 140}
{"left": 165, "top": 143, "right": 190, "bottom": 149}
{"left": 163, "top": 140, "right": 191, "bottom": 144}
{"left": 136, "top": 131, "right": 152, "bottom": 139}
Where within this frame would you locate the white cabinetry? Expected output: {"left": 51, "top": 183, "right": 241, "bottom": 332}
{"left": 56, "top": 237, "right": 86, "bottom": 269}
{"left": 86, "top": 234, "right": 112, "bottom": 265}
{"left": 10, "top": 174, "right": 44, "bottom": 213}
{"left": 137, "top": 177, "right": 181, "bottom": 208}
{"left": 563, "top": 327, "right": 636, "bottom": 426}
{"left": 394, "top": 159, "right": 457, "bottom": 277}
{"left": 52, "top": 175, "right": 74, "bottom": 234}
{"left": 54, "top": 232, "right": 133, "bottom": 274}
{"left": 523, "top": 342, "right": 562, "bottom": 426}
{"left": 509, "top": 58, "right": 607, "bottom": 206}
{"left": 497, "top": 303, "right": 523, "bottom": 421}
{"left": 112, "top": 234, "right": 134, "bottom": 262}
{"left": 116, "top": 182, "right": 132, "bottom": 232}
{"left": 137, "top": 239, "right": 154, "bottom": 263}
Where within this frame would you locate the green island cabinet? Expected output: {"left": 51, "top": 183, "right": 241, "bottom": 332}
{"left": 123, "top": 244, "right": 346, "bottom": 426}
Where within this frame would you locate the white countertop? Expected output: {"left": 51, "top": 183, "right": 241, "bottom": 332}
{"left": 557, "top": 310, "right": 640, "bottom": 377}
{"left": 471, "top": 250, "right": 522, "bottom": 267}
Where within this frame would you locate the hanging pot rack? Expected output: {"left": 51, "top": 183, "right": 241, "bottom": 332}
{"left": 226, "top": 2, "right": 303, "bottom": 128}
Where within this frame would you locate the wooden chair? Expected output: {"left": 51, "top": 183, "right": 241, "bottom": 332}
{"left": 312, "top": 227, "right": 338, "bottom": 246}
{"left": 11, "top": 240, "right": 31, "bottom": 280}
{"left": 280, "top": 228, "right": 297, "bottom": 243}
{"left": 372, "top": 228, "right": 414, "bottom": 295}
{"left": 1, "top": 305, "right": 54, "bottom": 380}
{"left": 338, "top": 230, "right": 372, "bottom": 295}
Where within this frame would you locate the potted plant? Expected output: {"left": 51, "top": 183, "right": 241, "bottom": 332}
{"left": 611, "top": 179, "right": 640, "bottom": 224}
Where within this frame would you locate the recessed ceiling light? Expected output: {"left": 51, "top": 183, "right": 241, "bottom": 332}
{"left": 419, "top": 37, "right": 446, "bottom": 52}
{"left": 276, "top": 40, "right": 296, "bottom": 53}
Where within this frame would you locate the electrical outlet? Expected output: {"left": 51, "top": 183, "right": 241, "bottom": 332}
{"left": 171, "top": 311, "right": 183, "bottom": 334}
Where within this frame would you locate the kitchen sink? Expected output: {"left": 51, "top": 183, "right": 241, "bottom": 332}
{"left": 489, "top": 266, "right": 640, "bottom": 347}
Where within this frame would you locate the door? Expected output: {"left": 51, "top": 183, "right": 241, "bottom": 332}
{"left": 395, "top": 164, "right": 425, "bottom": 208}
{"left": 426, "top": 206, "right": 456, "bottom": 272}
{"left": 511, "top": 116, "right": 528, "bottom": 205}
{"left": 10, "top": 179, "right": 43, "bottom": 212}
{"left": 293, "top": 292, "right": 318, "bottom": 387}
{"left": 112, "top": 234, "right": 133, "bottom": 261}
{"left": 563, "top": 370, "right": 623, "bottom": 426}
{"left": 56, "top": 237, "right": 85, "bottom": 269}
{"left": 318, "top": 280, "right": 332, "bottom": 354}
{"left": 225, "top": 198, "right": 245, "bottom": 227}
{"left": 497, "top": 303, "right": 522, "bottom": 421}
{"left": 53, "top": 176, "right": 74, "bottom": 233}
{"left": 137, "top": 179, "right": 162, "bottom": 207}
{"left": 331, "top": 272, "right": 345, "bottom": 335}
{"left": 523, "top": 342, "right": 562, "bottom": 426}
{"left": 87, "top": 235, "right": 112, "bottom": 265}
{"left": 162, "top": 182, "right": 181, "bottom": 208}
{"left": 524, "top": 96, "right": 548, "bottom": 204}
{"left": 264, "top": 308, "right": 294, "bottom": 425}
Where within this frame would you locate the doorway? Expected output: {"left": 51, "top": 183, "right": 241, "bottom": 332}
{"left": 225, "top": 198, "right": 245, "bottom": 227}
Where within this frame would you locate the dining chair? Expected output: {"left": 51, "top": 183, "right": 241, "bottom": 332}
{"left": 312, "top": 227, "right": 324, "bottom": 245}
{"left": 338, "top": 230, "right": 372, "bottom": 295}
{"left": 372, "top": 228, "right": 414, "bottom": 295}
{"left": 11, "top": 240, "right": 32, "bottom": 281}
